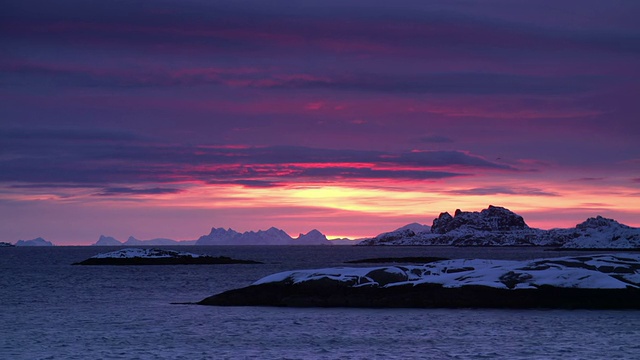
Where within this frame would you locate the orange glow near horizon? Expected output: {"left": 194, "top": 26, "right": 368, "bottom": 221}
{"left": 2, "top": 170, "right": 639, "bottom": 245}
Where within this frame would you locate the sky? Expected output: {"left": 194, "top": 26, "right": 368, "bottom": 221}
{"left": 2, "top": 0, "right": 640, "bottom": 245}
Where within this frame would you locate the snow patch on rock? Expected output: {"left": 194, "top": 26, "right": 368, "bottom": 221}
{"left": 253, "top": 254, "right": 640, "bottom": 290}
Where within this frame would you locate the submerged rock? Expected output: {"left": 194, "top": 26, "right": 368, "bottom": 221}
{"left": 198, "top": 254, "right": 640, "bottom": 308}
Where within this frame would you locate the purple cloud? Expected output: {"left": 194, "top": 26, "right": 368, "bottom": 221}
{"left": 419, "top": 135, "right": 455, "bottom": 144}
{"left": 4, "top": 1, "right": 639, "bottom": 58}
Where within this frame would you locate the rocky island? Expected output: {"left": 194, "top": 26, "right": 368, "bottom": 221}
{"left": 358, "top": 205, "right": 640, "bottom": 248}
{"left": 73, "top": 248, "right": 262, "bottom": 265}
{"left": 198, "top": 254, "right": 640, "bottom": 309}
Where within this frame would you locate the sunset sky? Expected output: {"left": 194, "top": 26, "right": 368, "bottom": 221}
{"left": 2, "top": 0, "right": 640, "bottom": 245}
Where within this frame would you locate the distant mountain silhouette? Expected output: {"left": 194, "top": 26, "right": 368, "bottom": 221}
{"left": 91, "top": 228, "right": 348, "bottom": 246}
{"left": 124, "top": 236, "right": 197, "bottom": 246}
{"left": 92, "top": 235, "right": 196, "bottom": 246}
{"left": 196, "top": 227, "right": 336, "bottom": 245}
{"left": 15, "top": 237, "right": 54, "bottom": 246}
{"left": 94, "top": 235, "right": 122, "bottom": 246}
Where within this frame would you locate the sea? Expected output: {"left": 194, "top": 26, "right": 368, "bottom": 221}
{"left": 1, "top": 246, "right": 639, "bottom": 360}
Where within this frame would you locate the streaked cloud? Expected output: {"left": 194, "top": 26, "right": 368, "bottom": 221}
{"left": 0, "top": 128, "right": 512, "bottom": 186}
{"left": 447, "top": 186, "right": 559, "bottom": 197}
{"left": 96, "top": 187, "right": 184, "bottom": 196}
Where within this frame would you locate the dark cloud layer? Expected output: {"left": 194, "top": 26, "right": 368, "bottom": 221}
{"left": 4, "top": 1, "right": 639, "bottom": 56}
{"left": 0, "top": 128, "right": 510, "bottom": 187}
{"left": 1, "top": 60, "right": 601, "bottom": 96}
{"left": 259, "top": 73, "right": 599, "bottom": 95}
{"left": 96, "top": 187, "right": 184, "bottom": 196}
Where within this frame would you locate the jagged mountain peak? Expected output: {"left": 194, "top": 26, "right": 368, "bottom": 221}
{"left": 197, "top": 226, "right": 333, "bottom": 245}
{"left": 295, "top": 229, "right": 330, "bottom": 245}
{"left": 431, "top": 205, "right": 528, "bottom": 234}
{"left": 264, "top": 227, "right": 286, "bottom": 234}
{"left": 94, "top": 235, "right": 122, "bottom": 246}
{"left": 208, "top": 227, "right": 240, "bottom": 235}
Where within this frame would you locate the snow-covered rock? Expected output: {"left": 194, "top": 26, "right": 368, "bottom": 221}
{"left": 395, "top": 222, "right": 431, "bottom": 234}
{"left": 556, "top": 216, "right": 640, "bottom": 249}
{"left": 199, "top": 254, "right": 640, "bottom": 308}
{"left": 0, "top": 242, "right": 15, "bottom": 247}
{"left": 358, "top": 206, "right": 640, "bottom": 248}
{"left": 252, "top": 254, "right": 640, "bottom": 289}
{"left": 15, "top": 237, "right": 54, "bottom": 246}
{"left": 358, "top": 223, "right": 431, "bottom": 246}
{"left": 196, "top": 227, "right": 334, "bottom": 245}
{"left": 360, "top": 228, "right": 421, "bottom": 245}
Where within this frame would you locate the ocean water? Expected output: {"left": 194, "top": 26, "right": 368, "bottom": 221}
{"left": 1, "top": 246, "right": 639, "bottom": 359}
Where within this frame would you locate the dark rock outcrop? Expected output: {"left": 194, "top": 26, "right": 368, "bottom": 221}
{"left": 199, "top": 282, "right": 640, "bottom": 309}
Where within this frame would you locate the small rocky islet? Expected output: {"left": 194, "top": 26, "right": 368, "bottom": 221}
{"left": 73, "top": 248, "right": 262, "bottom": 265}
